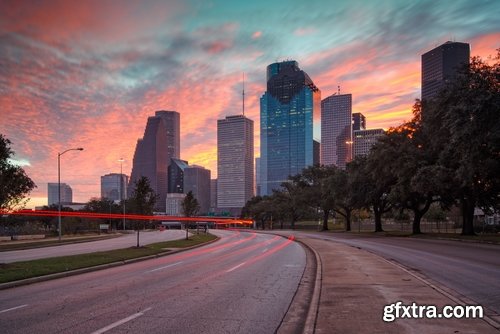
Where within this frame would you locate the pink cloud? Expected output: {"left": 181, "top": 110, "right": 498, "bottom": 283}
{"left": 252, "top": 31, "right": 262, "bottom": 39}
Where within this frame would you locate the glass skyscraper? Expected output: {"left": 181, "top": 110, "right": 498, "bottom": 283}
{"left": 260, "top": 60, "right": 320, "bottom": 195}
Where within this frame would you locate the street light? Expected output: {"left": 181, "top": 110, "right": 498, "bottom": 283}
{"left": 118, "top": 158, "right": 126, "bottom": 230}
{"left": 58, "top": 147, "right": 83, "bottom": 241}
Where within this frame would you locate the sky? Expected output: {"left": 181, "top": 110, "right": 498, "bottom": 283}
{"left": 0, "top": 0, "right": 499, "bottom": 208}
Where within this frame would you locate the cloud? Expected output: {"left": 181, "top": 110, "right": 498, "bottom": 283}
{"left": 252, "top": 31, "right": 262, "bottom": 39}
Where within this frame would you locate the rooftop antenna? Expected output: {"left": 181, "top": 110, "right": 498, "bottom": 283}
{"left": 338, "top": 85, "right": 341, "bottom": 95}
{"left": 242, "top": 72, "right": 245, "bottom": 116}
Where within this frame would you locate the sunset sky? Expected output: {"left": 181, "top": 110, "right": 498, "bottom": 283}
{"left": 0, "top": 0, "right": 498, "bottom": 208}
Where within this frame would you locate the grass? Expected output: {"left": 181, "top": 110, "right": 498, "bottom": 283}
{"left": 0, "top": 233, "right": 217, "bottom": 284}
{"left": 0, "top": 234, "right": 121, "bottom": 251}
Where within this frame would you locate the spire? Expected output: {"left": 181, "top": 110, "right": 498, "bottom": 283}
{"left": 242, "top": 72, "right": 245, "bottom": 116}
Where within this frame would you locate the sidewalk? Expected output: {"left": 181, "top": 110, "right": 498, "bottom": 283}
{"left": 296, "top": 235, "right": 498, "bottom": 333}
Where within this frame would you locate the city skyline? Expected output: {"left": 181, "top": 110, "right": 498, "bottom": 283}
{"left": 0, "top": 0, "right": 498, "bottom": 207}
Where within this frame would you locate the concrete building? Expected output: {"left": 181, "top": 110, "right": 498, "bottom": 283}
{"left": 260, "top": 60, "right": 320, "bottom": 195}
{"left": 47, "top": 183, "right": 72, "bottom": 206}
{"left": 321, "top": 93, "right": 352, "bottom": 168}
{"left": 255, "top": 157, "right": 261, "bottom": 197}
{"left": 184, "top": 165, "right": 211, "bottom": 215}
{"left": 217, "top": 115, "right": 254, "bottom": 215}
{"left": 166, "top": 193, "right": 185, "bottom": 216}
{"left": 101, "top": 173, "right": 128, "bottom": 202}
{"left": 154, "top": 110, "right": 180, "bottom": 161}
{"left": 210, "top": 179, "right": 218, "bottom": 212}
{"left": 353, "top": 129, "right": 385, "bottom": 157}
{"left": 313, "top": 140, "right": 320, "bottom": 166}
{"left": 421, "top": 41, "right": 470, "bottom": 101}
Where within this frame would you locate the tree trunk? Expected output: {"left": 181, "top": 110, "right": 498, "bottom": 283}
{"left": 345, "top": 210, "right": 351, "bottom": 232}
{"left": 185, "top": 223, "right": 189, "bottom": 240}
{"left": 322, "top": 210, "right": 329, "bottom": 231}
{"left": 374, "top": 207, "right": 384, "bottom": 232}
{"left": 291, "top": 218, "right": 296, "bottom": 230}
{"left": 461, "top": 197, "right": 476, "bottom": 235}
{"left": 412, "top": 212, "right": 423, "bottom": 234}
{"left": 136, "top": 228, "right": 140, "bottom": 247}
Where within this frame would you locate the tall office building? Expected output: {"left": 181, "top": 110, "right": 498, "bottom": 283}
{"left": 260, "top": 60, "right": 320, "bottom": 195}
{"left": 321, "top": 93, "right": 352, "bottom": 168}
{"left": 47, "top": 183, "right": 72, "bottom": 206}
{"left": 352, "top": 113, "right": 366, "bottom": 131}
{"left": 421, "top": 41, "right": 470, "bottom": 101}
{"left": 217, "top": 115, "right": 254, "bottom": 214}
{"left": 184, "top": 165, "right": 211, "bottom": 214}
{"left": 101, "top": 173, "right": 128, "bottom": 202}
{"left": 154, "top": 110, "right": 180, "bottom": 161}
{"left": 210, "top": 179, "right": 218, "bottom": 212}
{"left": 168, "top": 158, "right": 189, "bottom": 193}
{"left": 313, "top": 140, "right": 320, "bottom": 166}
{"left": 128, "top": 114, "right": 169, "bottom": 212}
{"left": 353, "top": 129, "right": 385, "bottom": 157}
{"left": 255, "top": 157, "right": 261, "bottom": 196}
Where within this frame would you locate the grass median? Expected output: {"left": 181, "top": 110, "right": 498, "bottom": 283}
{"left": 0, "top": 233, "right": 217, "bottom": 284}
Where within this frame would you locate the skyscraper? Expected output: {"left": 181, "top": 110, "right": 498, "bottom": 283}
{"left": 421, "top": 41, "right": 470, "bottom": 101}
{"left": 255, "top": 157, "right": 261, "bottom": 196}
{"left": 184, "top": 165, "right": 211, "bottom": 214}
{"left": 101, "top": 173, "right": 128, "bottom": 202}
{"left": 260, "top": 60, "right": 320, "bottom": 195}
{"left": 217, "top": 115, "right": 254, "bottom": 214}
{"left": 154, "top": 110, "right": 180, "bottom": 161}
{"left": 321, "top": 93, "right": 352, "bottom": 168}
{"left": 168, "top": 158, "right": 189, "bottom": 193}
{"left": 128, "top": 114, "right": 169, "bottom": 212}
{"left": 47, "top": 183, "right": 72, "bottom": 206}
{"left": 210, "top": 179, "right": 218, "bottom": 212}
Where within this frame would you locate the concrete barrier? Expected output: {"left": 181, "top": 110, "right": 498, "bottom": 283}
{"left": 12, "top": 235, "right": 46, "bottom": 240}
{"left": 0, "top": 236, "right": 12, "bottom": 242}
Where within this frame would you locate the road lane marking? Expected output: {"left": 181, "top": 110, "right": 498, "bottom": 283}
{"left": 261, "top": 248, "right": 268, "bottom": 253}
{"left": 226, "top": 262, "right": 246, "bottom": 272}
{"left": 147, "top": 261, "right": 183, "bottom": 273}
{"left": 0, "top": 304, "right": 28, "bottom": 314}
{"left": 90, "top": 307, "right": 152, "bottom": 334}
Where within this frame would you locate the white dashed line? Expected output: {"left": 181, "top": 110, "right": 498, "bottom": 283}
{"left": 226, "top": 262, "right": 246, "bottom": 272}
{"left": 0, "top": 304, "right": 28, "bottom": 314}
{"left": 90, "top": 307, "right": 152, "bottom": 334}
{"left": 148, "top": 261, "right": 183, "bottom": 273}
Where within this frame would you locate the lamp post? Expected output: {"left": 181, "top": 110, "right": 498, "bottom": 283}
{"left": 118, "top": 158, "right": 126, "bottom": 230}
{"left": 58, "top": 147, "right": 83, "bottom": 241}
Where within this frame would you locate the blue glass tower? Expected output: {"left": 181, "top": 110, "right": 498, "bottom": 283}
{"left": 260, "top": 61, "right": 320, "bottom": 195}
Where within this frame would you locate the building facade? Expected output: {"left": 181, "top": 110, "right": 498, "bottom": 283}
{"left": 321, "top": 93, "right": 352, "bottom": 168}
{"left": 217, "top": 115, "right": 254, "bottom": 214}
{"left": 260, "top": 60, "right": 320, "bottom": 195}
{"left": 166, "top": 193, "right": 185, "bottom": 216}
{"left": 101, "top": 173, "right": 128, "bottom": 202}
{"left": 353, "top": 129, "right": 385, "bottom": 157}
{"left": 184, "top": 165, "right": 211, "bottom": 215}
{"left": 255, "top": 157, "right": 261, "bottom": 197}
{"left": 47, "top": 183, "right": 72, "bottom": 206}
{"left": 154, "top": 110, "right": 180, "bottom": 162}
{"left": 421, "top": 41, "right": 470, "bottom": 101}
{"left": 210, "top": 179, "right": 217, "bottom": 212}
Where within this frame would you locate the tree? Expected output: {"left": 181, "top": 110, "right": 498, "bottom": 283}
{"left": 0, "top": 134, "right": 36, "bottom": 211}
{"left": 328, "top": 167, "right": 355, "bottom": 231}
{"left": 422, "top": 51, "right": 500, "bottom": 235}
{"left": 83, "top": 197, "right": 121, "bottom": 230}
{"left": 181, "top": 191, "right": 200, "bottom": 240}
{"left": 128, "top": 176, "right": 157, "bottom": 246}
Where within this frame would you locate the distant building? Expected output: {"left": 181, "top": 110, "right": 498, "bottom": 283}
{"left": 166, "top": 193, "right": 185, "bottom": 216}
{"left": 101, "top": 173, "right": 128, "bottom": 202}
{"left": 421, "top": 41, "right": 470, "bottom": 101}
{"left": 353, "top": 129, "right": 385, "bottom": 157}
{"left": 184, "top": 165, "right": 211, "bottom": 215}
{"left": 168, "top": 158, "right": 189, "bottom": 193}
{"left": 217, "top": 115, "right": 254, "bottom": 215}
{"left": 352, "top": 113, "right": 366, "bottom": 131}
{"left": 154, "top": 110, "right": 180, "bottom": 161}
{"left": 47, "top": 183, "right": 72, "bottom": 206}
{"left": 210, "top": 179, "right": 218, "bottom": 211}
{"left": 321, "top": 93, "right": 352, "bottom": 168}
{"left": 128, "top": 114, "right": 169, "bottom": 212}
{"left": 313, "top": 140, "right": 320, "bottom": 166}
{"left": 260, "top": 60, "right": 320, "bottom": 195}
{"left": 255, "top": 157, "right": 261, "bottom": 197}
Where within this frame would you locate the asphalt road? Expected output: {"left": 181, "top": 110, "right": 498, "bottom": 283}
{"left": 0, "top": 230, "right": 306, "bottom": 334}
{"left": 296, "top": 231, "right": 500, "bottom": 315}
{"left": 0, "top": 230, "right": 187, "bottom": 263}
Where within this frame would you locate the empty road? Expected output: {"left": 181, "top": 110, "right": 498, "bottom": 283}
{"left": 0, "top": 230, "right": 306, "bottom": 334}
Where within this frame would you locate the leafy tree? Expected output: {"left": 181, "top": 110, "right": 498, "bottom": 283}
{"left": 327, "top": 167, "right": 355, "bottom": 231}
{"left": 128, "top": 176, "right": 157, "bottom": 246}
{"left": 83, "top": 197, "right": 121, "bottom": 230}
{"left": 0, "top": 134, "right": 36, "bottom": 210}
{"left": 422, "top": 51, "right": 500, "bottom": 235}
{"left": 181, "top": 191, "right": 200, "bottom": 240}
{"left": 289, "top": 165, "right": 336, "bottom": 231}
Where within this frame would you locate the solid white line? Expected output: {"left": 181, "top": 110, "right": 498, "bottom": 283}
{"left": 148, "top": 261, "right": 183, "bottom": 273}
{"left": 0, "top": 304, "right": 28, "bottom": 314}
{"left": 90, "top": 307, "right": 152, "bottom": 334}
{"left": 226, "top": 262, "right": 246, "bottom": 272}
{"left": 261, "top": 248, "right": 268, "bottom": 253}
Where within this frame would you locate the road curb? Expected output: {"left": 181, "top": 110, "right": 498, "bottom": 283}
{"left": 0, "top": 235, "right": 220, "bottom": 291}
